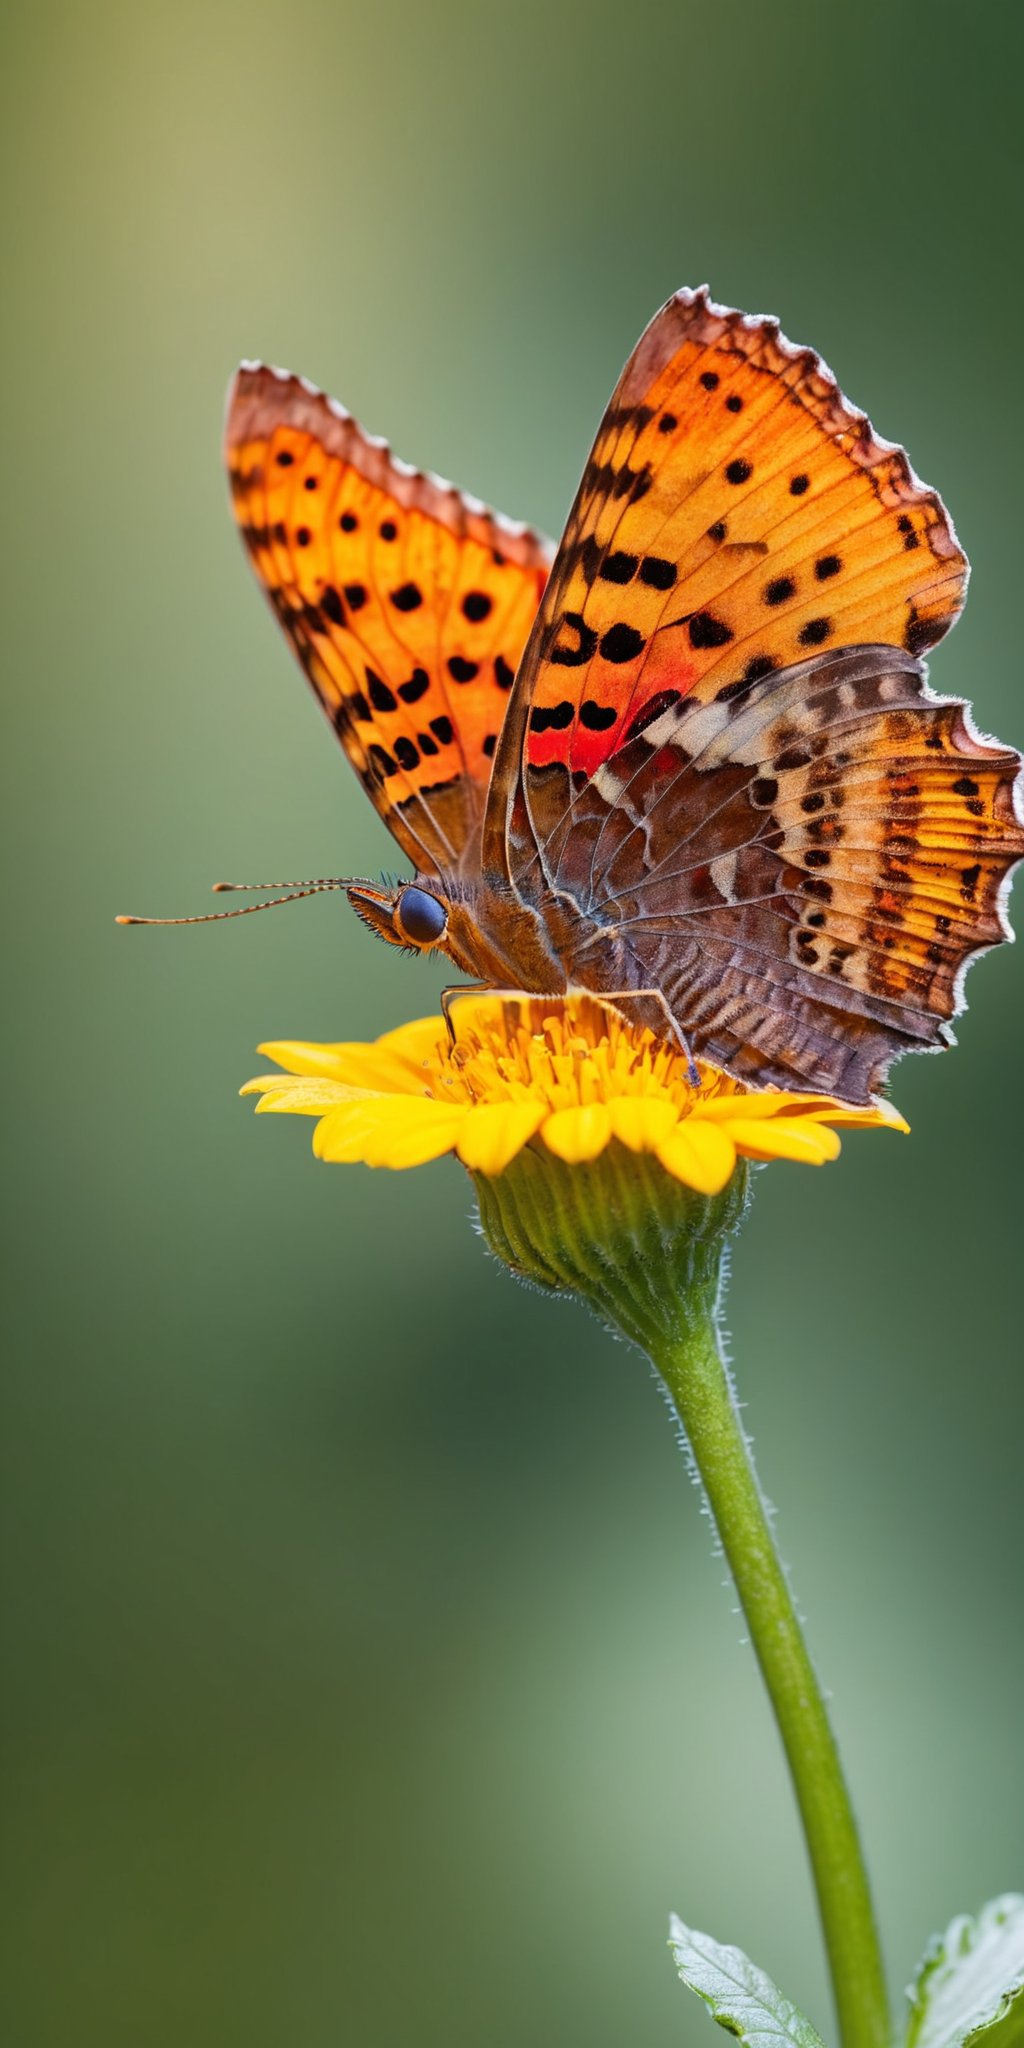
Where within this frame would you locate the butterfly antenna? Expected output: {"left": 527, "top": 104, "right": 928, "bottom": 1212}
{"left": 116, "top": 879, "right": 353, "bottom": 926}
{"left": 211, "top": 878, "right": 351, "bottom": 893}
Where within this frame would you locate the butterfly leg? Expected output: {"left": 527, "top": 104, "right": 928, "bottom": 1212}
{"left": 440, "top": 982, "right": 578, "bottom": 1046}
{"left": 442, "top": 982, "right": 700, "bottom": 1083}
{"left": 440, "top": 982, "right": 490, "bottom": 1043}
{"left": 594, "top": 987, "right": 702, "bottom": 1089}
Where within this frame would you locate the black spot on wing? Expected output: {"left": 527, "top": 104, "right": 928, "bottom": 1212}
{"left": 640, "top": 556, "right": 676, "bottom": 589}
{"left": 530, "top": 700, "right": 574, "bottom": 733}
{"left": 548, "top": 612, "right": 599, "bottom": 666}
{"left": 798, "top": 617, "right": 832, "bottom": 647}
{"left": 398, "top": 668, "right": 430, "bottom": 704}
{"left": 600, "top": 551, "right": 638, "bottom": 584}
{"left": 688, "top": 612, "right": 733, "bottom": 650}
{"left": 600, "top": 623, "right": 646, "bottom": 664}
{"left": 366, "top": 668, "right": 397, "bottom": 713}
{"left": 905, "top": 609, "right": 948, "bottom": 656}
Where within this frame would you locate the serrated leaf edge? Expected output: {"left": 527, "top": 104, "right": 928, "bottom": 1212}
{"left": 669, "top": 1914, "right": 827, "bottom": 2048}
{"left": 906, "top": 1894, "right": 1024, "bottom": 2048}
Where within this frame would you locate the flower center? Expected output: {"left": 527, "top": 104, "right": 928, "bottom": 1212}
{"left": 425, "top": 997, "right": 739, "bottom": 1119}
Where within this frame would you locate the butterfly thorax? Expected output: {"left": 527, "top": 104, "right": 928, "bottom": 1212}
{"left": 440, "top": 873, "right": 574, "bottom": 994}
{"left": 448, "top": 873, "right": 665, "bottom": 1026}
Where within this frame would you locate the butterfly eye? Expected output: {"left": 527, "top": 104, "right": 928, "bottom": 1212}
{"left": 395, "top": 886, "right": 448, "bottom": 947}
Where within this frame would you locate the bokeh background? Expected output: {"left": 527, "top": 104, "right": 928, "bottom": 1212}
{"left": 2, "top": 4, "right": 1022, "bottom": 2044}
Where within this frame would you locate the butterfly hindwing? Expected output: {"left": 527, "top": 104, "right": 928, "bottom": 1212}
{"left": 226, "top": 364, "right": 552, "bottom": 874}
{"left": 541, "top": 643, "right": 1021, "bottom": 1097}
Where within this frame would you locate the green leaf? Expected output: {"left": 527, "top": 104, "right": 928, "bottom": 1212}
{"left": 976, "top": 1997, "right": 1024, "bottom": 2048}
{"left": 907, "top": 1895, "right": 1024, "bottom": 2048}
{"left": 668, "top": 1915, "right": 826, "bottom": 2048}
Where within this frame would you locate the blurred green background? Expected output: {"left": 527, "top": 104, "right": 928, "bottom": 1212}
{"left": 2, "top": 3, "right": 1022, "bottom": 2043}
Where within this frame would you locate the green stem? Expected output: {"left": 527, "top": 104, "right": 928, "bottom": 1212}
{"left": 652, "top": 1314, "right": 890, "bottom": 2048}
{"left": 474, "top": 1142, "right": 888, "bottom": 2047}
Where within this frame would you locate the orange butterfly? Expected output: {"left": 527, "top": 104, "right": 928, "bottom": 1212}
{"left": 220, "top": 288, "right": 1022, "bottom": 1102}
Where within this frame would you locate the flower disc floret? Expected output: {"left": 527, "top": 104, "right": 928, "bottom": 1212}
{"left": 243, "top": 994, "right": 906, "bottom": 1193}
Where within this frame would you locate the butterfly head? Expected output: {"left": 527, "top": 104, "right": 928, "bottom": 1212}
{"left": 345, "top": 873, "right": 561, "bottom": 992}
{"left": 347, "top": 879, "right": 451, "bottom": 954}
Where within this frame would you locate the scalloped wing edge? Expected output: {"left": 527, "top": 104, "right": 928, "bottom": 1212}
{"left": 618, "top": 284, "right": 968, "bottom": 632}
{"left": 918, "top": 690, "right": 1024, "bottom": 1032}
{"left": 225, "top": 361, "right": 555, "bottom": 574}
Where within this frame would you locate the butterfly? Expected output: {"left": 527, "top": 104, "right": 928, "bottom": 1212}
{"left": 222, "top": 286, "right": 1024, "bottom": 1103}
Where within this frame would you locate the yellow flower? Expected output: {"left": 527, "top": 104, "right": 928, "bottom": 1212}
{"left": 242, "top": 993, "right": 906, "bottom": 1196}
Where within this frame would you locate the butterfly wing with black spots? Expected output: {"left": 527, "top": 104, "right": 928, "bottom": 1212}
{"left": 226, "top": 364, "right": 552, "bottom": 877}
{"left": 485, "top": 288, "right": 1022, "bottom": 1099}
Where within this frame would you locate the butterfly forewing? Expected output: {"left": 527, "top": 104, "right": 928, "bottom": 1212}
{"left": 495, "top": 287, "right": 967, "bottom": 790}
{"left": 226, "top": 364, "right": 552, "bottom": 874}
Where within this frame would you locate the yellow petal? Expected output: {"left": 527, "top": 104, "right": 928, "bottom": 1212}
{"left": 692, "top": 1085, "right": 908, "bottom": 1134}
{"left": 373, "top": 1017, "right": 449, "bottom": 1063}
{"left": 729, "top": 1117, "right": 842, "bottom": 1165}
{"left": 243, "top": 1075, "right": 377, "bottom": 1116}
{"left": 654, "top": 1120, "right": 737, "bottom": 1194}
{"left": 607, "top": 1096, "right": 678, "bottom": 1152}
{"left": 691, "top": 1087, "right": 835, "bottom": 1122}
{"left": 541, "top": 1103, "right": 613, "bottom": 1163}
{"left": 313, "top": 1097, "right": 465, "bottom": 1168}
{"left": 455, "top": 1101, "right": 546, "bottom": 1175}
{"left": 258, "top": 1024, "right": 441, "bottom": 1093}
{"left": 257, "top": 1038, "right": 371, "bottom": 1081}
{"left": 815, "top": 1098, "right": 909, "bottom": 1133}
